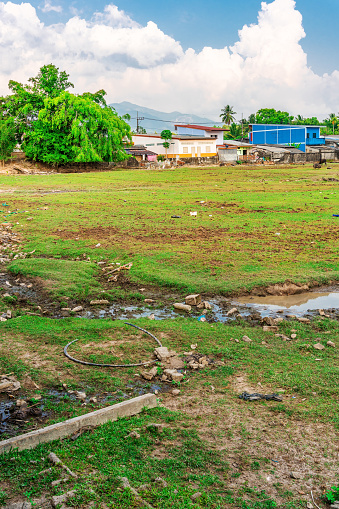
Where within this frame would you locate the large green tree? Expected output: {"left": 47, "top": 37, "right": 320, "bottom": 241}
{"left": 224, "top": 123, "right": 242, "bottom": 140}
{"left": 1, "top": 64, "right": 131, "bottom": 164}
{"left": 220, "top": 105, "right": 236, "bottom": 125}
{"left": 0, "top": 113, "right": 16, "bottom": 165}
{"left": 255, "top": 108, "right": 294, "bottom": 124}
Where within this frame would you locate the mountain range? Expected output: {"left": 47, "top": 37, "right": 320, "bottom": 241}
{"left": 109, "top": 101, "right": 220, "bottom": 133}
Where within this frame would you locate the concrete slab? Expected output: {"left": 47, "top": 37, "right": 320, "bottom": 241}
{"left": 0, "top": 393, "right": 157, "bottom": 455}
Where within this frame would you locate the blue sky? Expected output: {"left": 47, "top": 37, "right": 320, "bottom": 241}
{"left": 32, "top": 0, "right": 338, "bottom": 75}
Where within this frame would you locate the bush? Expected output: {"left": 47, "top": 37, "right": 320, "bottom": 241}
{"left": 157, "top": 155, "right": 165, "bottom": 161}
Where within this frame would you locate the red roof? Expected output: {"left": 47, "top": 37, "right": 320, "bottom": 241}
{"left": 174, "top": 124, "right": 227, "bottom": 131}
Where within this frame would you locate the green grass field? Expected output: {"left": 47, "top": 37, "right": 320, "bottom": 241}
{"left": 1, "top": 164, "right": 338, "bottom": 297}
{"left": 0, "top": 164, "right": 338, "bottom": 508}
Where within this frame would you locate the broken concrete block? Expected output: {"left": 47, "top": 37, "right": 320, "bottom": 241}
{"left": 154, "top": 347, "right": 171, "bottom": 361}
{"left": 262, "top": 326, "right": 278, "bottom": 332}
{"left": 227, "top": 308, "right": 237, "bottom": 316}
{"left": 185, "top": 294, "right": 202, "bottom": 306}
{"left": 142, "top": 366, "right": 158, "bottom": 381}
{"left": 71, "top": 306, "right": 83, "bottom": 313}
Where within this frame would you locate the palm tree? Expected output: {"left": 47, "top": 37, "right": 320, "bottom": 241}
{"left": 224, "top": 123, "right": 242, "bottom": 140}
{"left": 220, "top": 105, "right": 236, "bottom": 125}
{"left": 329, "top": 113, "right": 337, "bottom": 134}
{"left": 295, "top": 114, "right": 304, "bottom": 124}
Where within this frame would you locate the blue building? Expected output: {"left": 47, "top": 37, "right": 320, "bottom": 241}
{"left": 249, "top": 124, "right": 325, "bottom": 152}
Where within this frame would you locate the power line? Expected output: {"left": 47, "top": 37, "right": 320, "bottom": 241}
{"left": 128, "top": 116, "right": 224, "bottom": 125}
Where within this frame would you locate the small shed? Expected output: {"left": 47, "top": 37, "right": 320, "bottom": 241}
{"left": 125, "top": 145, "right": 157, "bottom": 162}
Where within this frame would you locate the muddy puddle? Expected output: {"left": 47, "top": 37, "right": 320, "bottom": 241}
{"left": 236, "top": 290, "right": 339, "bottom": 315}
{"left": 1, "top": 269, "right": 339, "bottom": 325}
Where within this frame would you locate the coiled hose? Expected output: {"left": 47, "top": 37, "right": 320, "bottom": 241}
{"left": 63, "top": 322, "right": 163, "bottom": 368}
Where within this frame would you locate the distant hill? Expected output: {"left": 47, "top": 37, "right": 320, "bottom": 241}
{"left": 110, "top": 101, "right": 221, "bottom": 133}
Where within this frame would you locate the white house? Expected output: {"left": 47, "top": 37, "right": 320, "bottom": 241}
{"left": 132, "top": 133, "right": 219, "bottom": 158}
{"left": 174, "top": 124, "right": 227, "bottom": 145}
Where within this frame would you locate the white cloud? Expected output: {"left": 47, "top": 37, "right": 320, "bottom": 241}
{"left": 0, "top": 0, "right": 338, "bottom": 119}
{"left": 41, "top": 0, "right": 62, "bottom": 13}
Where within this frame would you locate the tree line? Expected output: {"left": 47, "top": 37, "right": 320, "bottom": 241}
{"left": 220, "top": 106, "right": 339, "bottom": 140}
{"left": 0, "top": 64, "right": 131, "bottom": 165}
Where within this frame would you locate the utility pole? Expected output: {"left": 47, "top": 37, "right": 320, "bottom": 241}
{"left": 136, "top": 111, "right": 144, "bottom": 134}
{"left": 241, "top": 113, "right": 244, "bottom": 137}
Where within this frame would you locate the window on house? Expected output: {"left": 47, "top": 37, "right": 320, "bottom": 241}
{"left": 313, "top": 133, "right": 317, "bottom": 138}
{"left": 183, "top": 147, "right": 188, "bottom": 153}
{"left": 205, "top": 146, "right": 211, "bottom": 153}
{"left": 146, "top": 144, "right": 155, "bottom": 146}
{"left": 307, "top": 133, "right": 310, "bottom": 138}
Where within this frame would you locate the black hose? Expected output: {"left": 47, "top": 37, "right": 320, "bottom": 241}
{"left": 63, "top": 322, "right": 163, "bottom": 368}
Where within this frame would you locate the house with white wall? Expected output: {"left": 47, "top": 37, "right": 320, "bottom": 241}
{"left": 174, "top": 124, "right": 227, "bottom": 145}
{"left": 132, "top": 133, "right": 219, "bottom": 158}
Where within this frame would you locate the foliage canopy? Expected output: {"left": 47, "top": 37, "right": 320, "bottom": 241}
{"left": 1, "top": 64, "right": 131, "bottom": 165}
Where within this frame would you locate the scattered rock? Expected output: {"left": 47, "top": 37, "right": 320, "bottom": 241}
{"left": 327, "top": 341, "right": 336, "bottom": 347}
{"left": 154, "top": 347, "right": 171, "bottom": 361}
{"left": 16, "top": 399, "right": 26, "bottom": 407}
{"left": 291, "top": 334, "right": 297, "bottom": 339}
{"left": 52, "top": 490, "right": 76, "bottom": 508}
{"left": 274, "top": 317, "right": 284, "bottom": 324}
{"left": 262, "top": 316, "right": 276, "bottom": 326}
{"left": 90, "top": 300, "right": 109, "bottom": 305}
{"left": 89, "top": 397, "right": 97, "bottom": 403}
{"left": 297, "top": 317, "right": 310, "bottom": 324}
{"left": 75, "top": 391, "right": 87, "bottom": 401}
{"left": 313, "top": 343, "right": 325, "bottom": 351}
{"left": 164, "top": 369, "right": 184, "bottom": 382}
{"left": 127, "top": 431, "right": 140, "bottom": 439}
{"left": 185, "top": 294, "right": 202, "bottom": 306}
{"left": 171, "top": 389, "right": 180, "bottom": 396}
{"left": 262, "top": 326, "right": 278, "bottom": 332}
{"left": 227, "top": 307, "right": 238, "bottom": 316}
{"left": 142, "top": 366, "right": 158, "bottom": 381}
{"left": 173, "top": 303, "right": 191, "bottom": 312}
{"left": 0, "top": 375, "right": 21, "bottom": 392}
{"left": 144, "top": 299, "right": 155, "bottom": 303}
{"left": 242, "top": 335, "right": 252, "bottom": 343}
{"left": 203, "top": 301, "right": 212, "bottom": 310}
{"left": 148, "top": 313, "right": 155, "bottom": 320}
{"left": 71, "top": 306, "right": 83, "bottom": 313}
{"left": 164, "top": 356, "right": 185, "bottom": 369}
{"left": 191, "top": 492, "right": 202, "bottom": 501}
{"left": 6, "top": 310, "right": 12, "bottom": 319}
{"left": 290, "top": 471, "right": 302, "bottom": 479}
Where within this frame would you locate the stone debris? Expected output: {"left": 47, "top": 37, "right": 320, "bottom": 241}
{"left": 290, "top": 471, "right": 302, "bottom": 479}
{"left": 89, "top": 300, "right": 109, "bottom": 305}
{"left": 144, "top": 299, "right": 155, "bottom": 303}
{"left": 185, "top": 294, "right": 202, "bottom": 306}
{"left": 171, "top": 389, "right": 180, "bottom": 396}
{"left": 297, "top": 317, "right": 310, "bottom": 324}
{"left": 142, "top": 366, "right": 158, "bottom": 381}
{"left": 227, "top": 307, "right": 238, "bottom": 316}
{"left": 51, "top": 490, "right": 76, "bottom": 509}
{"left": 0, "top": 374, "right": 21, "bottom": 392}
{"left": 327, "top": 341, "right": 336, "bottom": 347}
{"left": 126, "top": 431, "right": 141, "bottom": 439}
{"left": 173, "top": 303, "right": 191, "bottom": 312}
{"left": 191, "top": 492, "right": 202, "bottom": 501}
{"left": 163, "top": 369, "right": 184, "bottom": 382}
{"left": 75, "top": 391, "right": 86, "bottom": 401}
{"left": 313, "top": 343, "right": 325, "bottom": 351}
{"left": 154, "top": 347, "right": 171, "bottom": 362}
{"left": 262, "top": 325, "right": 278, "bottom": 332}
{"left": 291, "top": 334, "right": 297, "bottom": 339}
{"left": 242, "top": 335, "right": 252, "bottom": 343}
{"left": 71, "top": 306, "right": 83, "bottom": 313}
{"left": 148, "top": 313, "right": 155, "bottom": 320}
{"left": 146, "top": 423, "right": 165, "bottom": 433}
{"left": 48, "top": 452, "right": 77, "bottom": 478}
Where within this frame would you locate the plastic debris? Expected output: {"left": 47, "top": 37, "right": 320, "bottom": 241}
{"left": 238, "top": 392, "right": 283, "bottom": 402}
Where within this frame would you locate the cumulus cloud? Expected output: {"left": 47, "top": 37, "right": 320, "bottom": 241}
{"left": 41, "top": 0, "right": 62, "bottom": 13}
{"left": 0, "top": 0, "right": 338, "bottom": 118}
